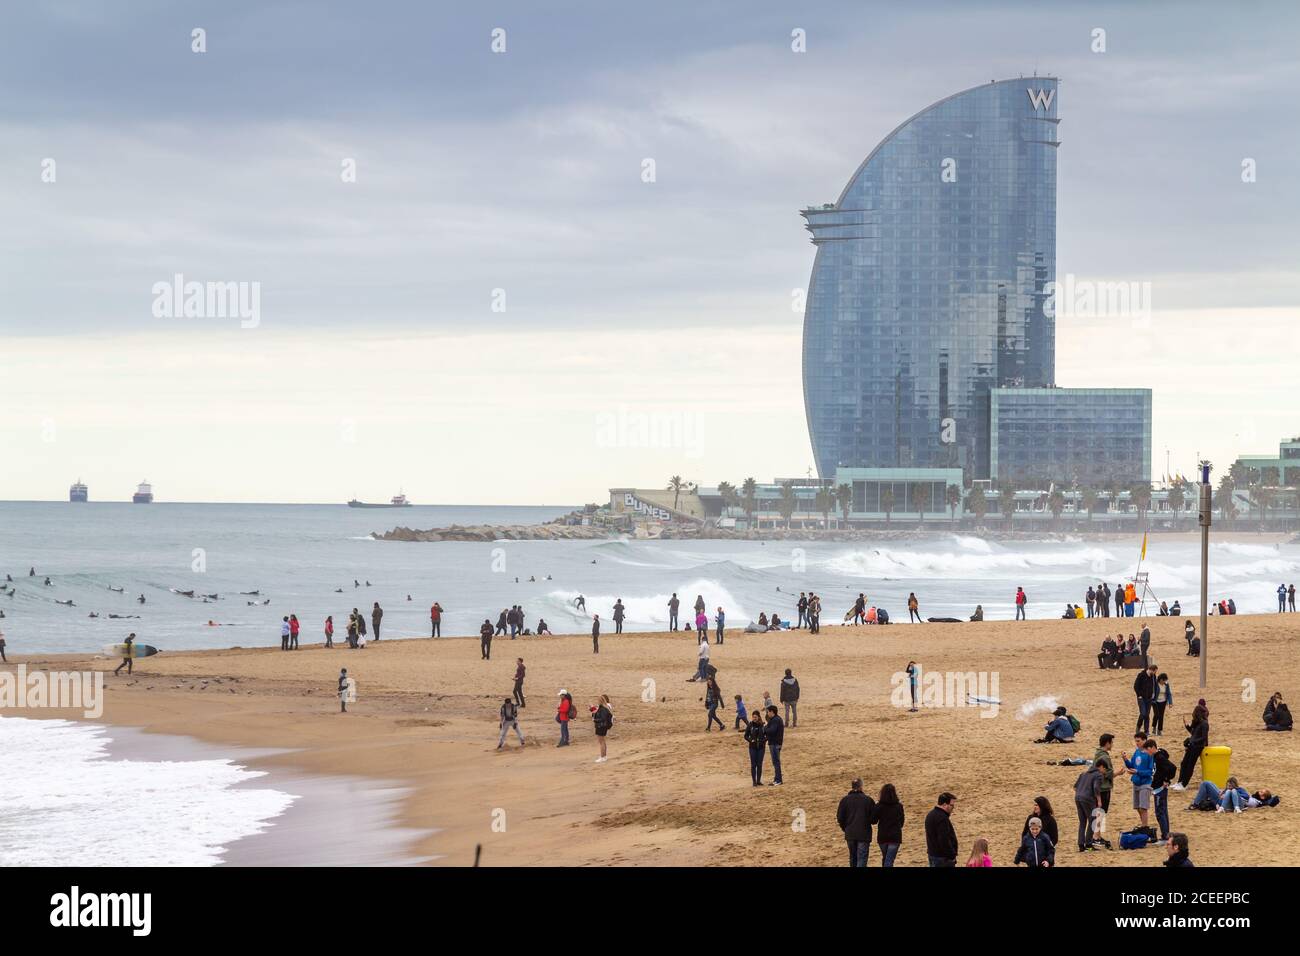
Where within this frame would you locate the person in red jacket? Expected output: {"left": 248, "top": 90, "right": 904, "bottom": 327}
{"left": 289, "top": 614, "right": 300, "bottom": 650}
{"left": 1014, "top": 587, "right": 1028, "bottom": 621}
{"left": 430, "top": 602, "right": 443, "bottom": 637}
{"left": 556, "top": 689, "right": 574, "bottom": 747}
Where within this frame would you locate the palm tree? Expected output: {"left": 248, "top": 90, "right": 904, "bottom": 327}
{"left": 945, "top": 484, "right": 962, "bottom": 525}
{"left": 880, "top": 487, "right": 895, "bottom": 525}
{"left": 741, "top": 477, "right": 757, "bottom": 523}
{"left": 1047, "top": 488, "right": 1066, "bottom": 529}
{"left": 836, "top": 483, "right": 853, "bottom": 528}
{"left": 716, "top": 481, "right": 738, "bottom": 512}
{"left": 1105, "top": 479, "right": 1123, "bottom": 516}
{"left": 1214, "top": 475, "right": 1237, "bottom": 527}
{"left": 998, "top": 485, "right": 1017, "bottom": 528}
{"left": 910, "top": 483, "right": 930, "bottom": 528}
{"left": 814, "top": 485, "right": 833, "bottom": 529}
{"left": 1166, "top": 480, "right": 1185, "bottom": 530}
{"left": 667, "top": 475, "right": 685, "bottom": 511}
{"left": 777, "top": 481, "right": 797, "bottom": 530}
{"left": 968, "top": 486, "right": 988, "bottom": 525}
{"left": 1130, "top": 482, "right": 1152, "bottom": 527}
{"left": 1080, "top": 488, "right": 1098, "bottom": 525}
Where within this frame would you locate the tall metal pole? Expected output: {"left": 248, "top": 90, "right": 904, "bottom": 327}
{"left": 1198, "top": 461, "right": 1212, "bottom": 689}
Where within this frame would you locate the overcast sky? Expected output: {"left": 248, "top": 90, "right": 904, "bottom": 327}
{"left": 2, "top": 0, "right": 1297, "bottom": 503}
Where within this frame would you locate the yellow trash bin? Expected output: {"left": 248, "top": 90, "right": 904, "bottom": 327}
{"left": 1200, "top": 746, "right": 1232, "bottom": 789}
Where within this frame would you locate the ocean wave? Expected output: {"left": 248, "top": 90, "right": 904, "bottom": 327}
{"left": 823, "top": 545, "right": 1120, "bottom": 579}
{"left": 544, "top": 578, "right": 754, "bottom": 628}
{"left": 0, "top": 716, "right": 294, "bottom": 866}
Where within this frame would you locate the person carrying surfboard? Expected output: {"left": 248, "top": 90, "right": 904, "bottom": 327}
{"left": 114, "top": 633, "right": 136, "bottom": 675}
{"left": 338, "top": 668, "right": 351, "bottom": 713}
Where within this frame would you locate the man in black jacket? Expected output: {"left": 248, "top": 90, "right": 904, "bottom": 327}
{"left": 763, "top": 706, "right": 784, "bottom": 785}
{"left": 924, "top": 792, "right": 958, "bottom": 867}
{"left": 371, "top": 601, "right": 383, "bottom": 641}
{"left": 836, "top": 778, "right": 876, "bottom": 867}
{"left": 1134, "top": 664, "right": 1157, "bottom": 735}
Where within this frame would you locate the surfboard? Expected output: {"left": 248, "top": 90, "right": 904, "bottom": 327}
{"left": 102, "top": 643, "right": 160, "bottom": 659}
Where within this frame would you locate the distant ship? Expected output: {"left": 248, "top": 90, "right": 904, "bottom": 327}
{"left": 347, "top": 492, "right": 412, "bottom": 508}
{"left": 69, "top": 480, "right": 88, "bottom": 503}
{"left": 132, "top": 480, "right": 154, "bottom": 504}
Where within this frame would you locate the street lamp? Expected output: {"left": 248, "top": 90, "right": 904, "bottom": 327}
{"left": 1197, "top": 460, "right": 1212, "bottom": 689}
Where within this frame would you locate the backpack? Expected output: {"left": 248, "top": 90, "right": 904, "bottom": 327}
{"left": 1067, "top": 714, "right": 1081, "bottom": 734}
{"left": 1118, "top": 831, "right": 1150, "bottom": 850}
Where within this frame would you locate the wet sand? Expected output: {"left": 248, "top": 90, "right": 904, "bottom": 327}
{"left": 7, "top": 611, "right": 1299, "bottom": 866}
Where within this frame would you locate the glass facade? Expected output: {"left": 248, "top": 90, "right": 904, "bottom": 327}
{"left": 990, "top": 387, "right": 1152, "bottom": 487}
{"left": 802, "top": 77, "right": 1060, "bottom": 480}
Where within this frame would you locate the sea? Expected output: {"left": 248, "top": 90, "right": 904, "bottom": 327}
{"left": 2, "top": 501, "right": 1298, "bottom": 653}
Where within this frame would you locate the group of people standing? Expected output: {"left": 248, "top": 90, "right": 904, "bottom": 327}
{"left": 1083, "top": 582, "right": 1139, "bottom": 618}
{"left": 318, "top": 603, "right": 383, "bottom": 649}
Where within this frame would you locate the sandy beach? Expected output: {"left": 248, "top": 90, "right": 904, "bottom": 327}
{"left": 8, "top": 611, "right": 1298, "bottom": 867}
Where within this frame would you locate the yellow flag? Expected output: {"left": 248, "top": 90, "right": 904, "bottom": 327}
{"left": 1140, "top": 532, "right": 1148, "bottom": 561}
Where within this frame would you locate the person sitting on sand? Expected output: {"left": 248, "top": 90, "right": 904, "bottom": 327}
{"left": 1158, "top": 601, "right": 1169, "bottom": 616}
{"left": 770, "top": 612, "right": 783, "bottom": 630}
{"left": 757, "top": 612, "right": 768, "bottom": 629}
{"left": 1097, "top": 637, "right": 1120, "bottom": 669}
{"left": 1035, "top": 706, "right": 1077, "bottom": 744}
{"left": 536, "top": 618, "right": 552, "bottom": 636}
{"left": 1124, "top": 635, "right": 1140, "bottom": 657}
{"left": 1263, "top": 692, "right": 1293, "bottom": 731}
{"left": 1062, "top": 604, "right": 1076, "bottom": 619}
{"left": 969, "top": 605, "right": 984, "bottom": 622}
{"left": 1170, "top": 600, "right": 1181, "bottom": 616}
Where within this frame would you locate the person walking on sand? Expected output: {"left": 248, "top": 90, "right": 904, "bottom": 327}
{"left": 906, "top": 661, "right": 920, "bottom": 712}
{"left": 497, "top": 697, "right": 524, "bottom": 749}
{"left": 556, "top": 689, "right": 574, "bottom": 747}
{"left": 430, "top": 601, "right": 443, "bottom": 637}
{"left": 1152, "top": 672, "right": 1172, "bottom": 735}
{"left": 744, "top": 709, "right": 766, "bottom": 785}
{"left": 371, "top": 602, "right": 383, "bottom": 641}
{"left": 612, "top": 599, "right": 625, "bottom": 634}
{"left": 733, "top": 693, "right": 748, "bottom": 731}
{"left": 763, "top": 705, "right": 784, "bottom": 785}
{"left": 704, "top": 675, "right": 725, "bottom": 731}
{"left": 338, "top": 668, "right": 351, "bottom": 713}
{"left": 874, "top": 784, "right": 905, "bottom": 867}
{"left": 592, "top": 615, "right": 601, "bottom": 654}
{"left": 289, "top": 614, "right": 300, "bottom": 650}
{"left": 695, "top": 608, "right": 708, "bottom": 641}
{"left": 113, "top": 633, "right": 136, "bottom": 676}
{"left": 667, "top": 593, "right": 680, "bottom": 631}
{"left": 513, "top": 658, "right": 526, "bottom": 708}
{"left": 694, "top": 635, "right": 710, "bottom": 681}
{"left": 1134, "top": 663, "right": 1157, "bottom": 736}
{"left": 1172, "top": 705, "right": 1209, "bottom": 790}
{"left": 924, "top": 792, "right": 959, "bottom": 867}
{"left": 479, "top": 619, "right": 494, "bottom": 660}
{"left": 591, "top": 694, "right": 613, "bottom": 762}
{"left": 1139, "top": 623, "right": 1151, "bottom": 663}
{"left": 1289, "top": 584, "right": 1296, "bottom": 612}
{"left": 907, "top": 592, "right": 920, "bottom": 623}
{"left": 715, "top": 606, "right": 726, "bottom": 644}
{"left": 780, "top": 668, "right": 800, "bottom": 727}
{"left": 1074, "top": 761, "right": 1104, "bottom": 851}
{"left": 280, "top": 616, "right": 291, "bottom": 651}
{"left": 495, "top": 609, "right": 508, "bottom": 637}
{"left": 324, "top": 615, "right": 334, "bottom": 648}
{"left": 837, "top": 777, "right": 876, "bottom": 867}
{"left": 1014, "top": 586, "right": 1027, "bottom": 620}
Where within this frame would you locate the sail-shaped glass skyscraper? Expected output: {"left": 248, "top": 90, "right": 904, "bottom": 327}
{"left": 801, "top": 77, "right": 1062, "bottom": 481}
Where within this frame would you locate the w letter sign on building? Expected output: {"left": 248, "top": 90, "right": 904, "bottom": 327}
{"left": 1027, "top": 88, "right": 1055, "bottom": 110}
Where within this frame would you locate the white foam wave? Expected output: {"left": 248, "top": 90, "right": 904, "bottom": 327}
{"left": 0, "top": 716, "right": 295, "bottom": 866}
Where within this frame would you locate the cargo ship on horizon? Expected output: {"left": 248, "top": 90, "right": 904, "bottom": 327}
{"left": 69, "top": 480, "right": 88, "bottom": 503}
{"left": 347, "top": 492, "right": 411, "bottom": 508}
{"left": 133, "top": 480, "right": 154, "bottom": 504}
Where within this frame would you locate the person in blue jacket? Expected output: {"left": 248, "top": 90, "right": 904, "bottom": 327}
{"left": 1014, "top": 817, "right": 1055, "bottom": 868}
{"left": 1036, "top": 706, "right": 1075, "bottom": 743}
{"left": 1122, "top": 737, "right": 1157, "bottom": 831}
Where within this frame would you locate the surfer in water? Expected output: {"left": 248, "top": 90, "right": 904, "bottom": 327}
{"left": 114, "top": 633, "right": 136, "bottom": 676}
{"left": 575, "top": 595, "right": 586, "bottom": 611}
{"left": 137, "top": 593, "right": 146, "bottom": 604}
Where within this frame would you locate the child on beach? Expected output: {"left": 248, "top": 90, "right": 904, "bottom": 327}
{"left": 762, "top": 691, "right": 774, "bottom": 713}
{"left": 734, "top": 694, "right": 748, "bottom": 731}
{"left": 965, "top": 838, "right": 992, "bottom": 867}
